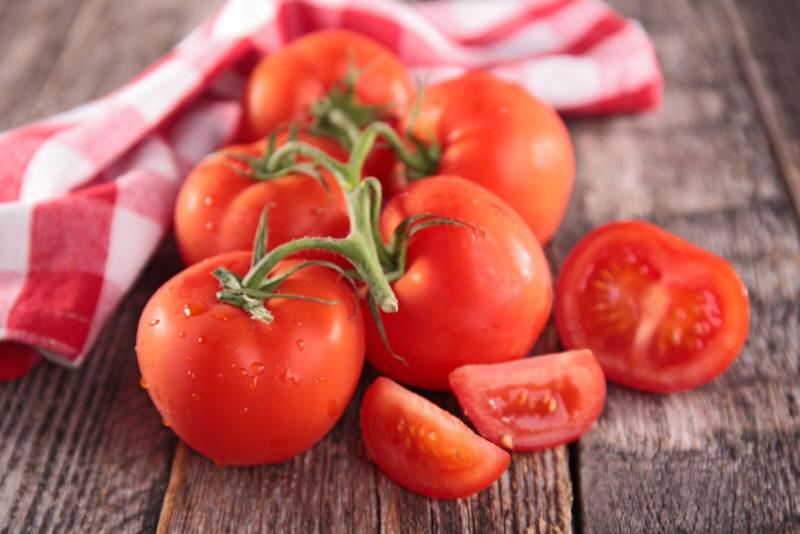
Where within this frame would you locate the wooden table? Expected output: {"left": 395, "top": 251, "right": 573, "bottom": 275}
{"left": 2, "top": 1, "right": 799, "bottom": 532}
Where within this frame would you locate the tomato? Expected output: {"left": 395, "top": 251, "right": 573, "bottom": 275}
{"left": 449, "top": 350, "right": 606, "bottom": 450}
{"left": 403, "top": 72, "right": 574, "bottom": 244}
{"left": 360, "top": 377, "right": 510, "bottom": 498}
{"left": 0, "top": 343, "right": 41, "bottom": 381}
{"left": 136, "top": 252, "right": 365, "bottom": 466}
{"left": 175, "top": 131, "right": 349, "bottom": 266}
{"left": 363, "top": 176, "right": 553, "bottom": 391}
{"left": 555, "top": 221, "right": 750, "bottom": 393}
{"left": 241, "top": 29, "right": 414, "bottom": 142}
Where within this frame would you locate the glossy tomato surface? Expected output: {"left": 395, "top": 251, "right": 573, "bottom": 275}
{"left": 174, "top": 132, "right": 349, "bottom": 266}
{"left": 404, "top": 72, "right": 574, "bottom": 244}
{"left": 136, "top": 252, "right": 365, "bottom": 466}
{"left": 364, "top": 176, "right": 553, "bottom": 391}
{"left": 241, "top": 29, "right": 414, "bottom": 141}
{"left": 556, "top": 221, "right": 750, "bottom": 393}
{"left": 360, "top": 377, "right": 510, "bottom": 499}
{"left": 449, "top": 350, "right": 606, "bottom": 450}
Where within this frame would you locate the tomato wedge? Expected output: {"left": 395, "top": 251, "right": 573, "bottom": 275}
{"left": 360, "top": 377, "right": 510, "bottom": 499}
{"left": 449, "top": 350, "right": 606, "bottom": 451}
{"left": 555, "top": 221, "right": 750, "bottom": 393}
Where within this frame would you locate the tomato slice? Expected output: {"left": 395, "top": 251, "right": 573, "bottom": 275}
{"left": 555, "top": 221, "right": 750, "bottom": 393}
{"left": 449, "top": 350, "right": 606, "bottom": 450}
{"left": 360, "top": 377, "right": 510, "bottom": 499}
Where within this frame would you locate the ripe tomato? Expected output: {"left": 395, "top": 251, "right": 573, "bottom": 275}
{"left": 363, "top": 176, "right": 553, "bottom": 391}
{"left": 449, "top": 350, "right": 606, "bottom": 451}
{"left": 174, "top": 131, "right": 349, "bottom": 266}
{"left": 360, "top": 377, "right": 510, "bottom": 499}
{"left": 0, "top": 343, "right": 41, "bottom": 381}
{"left": 555, "top": 221, "right": 750, "bottom": 393}
{"left": 240, "top": 29, "right": 414, "bottom": 141}
{"left": 136, "top": 252, "right": 365, "bottom": 466}
{"left": 403, "top": 72, "right": 574, "bottom": 244}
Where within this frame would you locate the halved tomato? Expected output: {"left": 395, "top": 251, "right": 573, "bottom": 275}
{"left": 449, "top": 350, "right": 606, "bottom": 451}
{"left": 555, "top": 221, "right": 750, "bottom": 393}
{"left": 360, "top": 377, "right": 510, "bottom": 499}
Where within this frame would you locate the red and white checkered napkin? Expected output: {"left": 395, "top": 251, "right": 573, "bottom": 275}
{"left": 0, "top": 0, "right": 661, "bottom": 377}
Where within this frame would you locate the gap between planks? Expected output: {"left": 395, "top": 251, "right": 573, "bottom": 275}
{"left": 721, "top": 0, "right": 800, "bottom": 224}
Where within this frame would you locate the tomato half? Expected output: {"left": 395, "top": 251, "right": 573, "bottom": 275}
{"left": 360, "top": 377, "right": 510, "bottom": 499}
{"left": 136, "top": 252, "right": 365, "bottom": 466}
{"left": 174, "top": 131, "right": 349, "bottom": 266}
{"left": 363, "top": 176, "right": 553, "bottom": 391}
{"left": 555, "top": 221, "right": 750, "bottom": 393}
{"left": 403, "top": 72, "right": 574, "bottom": 244}
{"left": 449, "top": 350, "right": 606, "bottom": 450}
{"left": 241, "top": 29, "right": 413, "bottom": 141}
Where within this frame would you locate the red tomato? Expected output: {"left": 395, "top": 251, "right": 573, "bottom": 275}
{"left": 174, "top": 131, "right": 349, "bottom": 266}
{"left": 449, "top": 350, "right": 606, "bottom": 450}
{"left": 363, "top": 176, "right": 553, "bottom": 391}
{"left": 360, "top": 377, "right": 510, "bottom": 498}
{"left": 555, "top": 221, "right": 750, "bottom": 393}
{"left": 0, "top": 343, "right": 41, "bottom": 381}
{"left": 403, "top": 72, "right": 574, "bottom": 244}
{"left": 241, "top": 29, "right": 414, "bottom": 141}
{"left": 136, "top": 252, "right": 365, "bottom": 466}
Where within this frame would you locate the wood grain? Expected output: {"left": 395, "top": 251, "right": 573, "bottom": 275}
{"left": 567, "top": 0, "right": 800, "bottom": 532}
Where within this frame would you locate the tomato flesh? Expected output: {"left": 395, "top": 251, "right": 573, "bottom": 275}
{"left": 556, "top": 221, "right": 750, "bottom": 393}
{"left": 449, "top": 350, "right": 606, "bottom": 450}
{"left": 360, "top": 377, "right": 510, "bottom": 499}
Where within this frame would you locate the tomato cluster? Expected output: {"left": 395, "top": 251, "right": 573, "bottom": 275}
{"left": 136, "top": 30, "right": 750, "bottom": 498}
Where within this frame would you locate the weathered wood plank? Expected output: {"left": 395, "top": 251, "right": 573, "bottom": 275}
{"left": 0, "top": 240, "right": 182, "bottom": 533}
{"left": 725, "top": 0, "right": 800, "bottom": 222}
{"left": 0, "top": 0, "right": 216, "bottom": 531}
{"left": 567, "top": 0, "right": 800, "bottom": 531}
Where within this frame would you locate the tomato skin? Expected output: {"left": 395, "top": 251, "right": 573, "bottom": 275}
{"left": 555, "top": 221, "right": 750, "bottom": 393}
{"left": 449, "top": 350, "right": 606, "bottom": 451}
{"left": 136, "top": 252, "right": 365, "bottom": 466}
{"left": 360, "top": 377, "right": 510, "bottom": 499}
{"left": 174, "top": 132, "right": 349, "bottom": 266}
{"left": 241, "top": 29, "right": 414, "bottom": 142}
{"left": 363, "top": 176, "right": 553, "bottom": 391}
{"left": 404, "top": 72, "right": 574, "bottom": 244}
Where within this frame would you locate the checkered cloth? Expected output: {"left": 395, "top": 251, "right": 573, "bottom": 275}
{"left": 0, "top": 0, "right": 661, "bottom": 378}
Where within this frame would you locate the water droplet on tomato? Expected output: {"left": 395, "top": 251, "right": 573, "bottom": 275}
{"left": 296, "top": 321, "right": 303, "bottom": 327}
{"left": 281, "top": 368, "right": 301, "bottom": 384}
{"left": 205, "top": 221, "right": 216, "bottom": 231}
{"left": 197, "top": 335, "right": 207, "bottom": 344}
{"left": 238, "top": 367, "right": 248, "bottom": 377}
{"left": 139, "top": 377, "right": 148, "bottom": 389}
{"left": 295, "top": 338, "right": 305, "bottom": 351}
{"left": 212, "top": 311, "right": 229, "bottom": 322}
{"left": 148, "top": 318, "right": 160, "bottom": 326}
{"left": 249, "top": 376, "right": 258, "bottom": 390}
{"left": 203, "top": 196, "right": 216, "bottom": 207}
{"left": 241, "top": 406, "right": 250, "bottom": 414}
{"left": 184, "top": 302, "right": 208, "bottom": 317}
{"left": 162, "top": 418, "right": 170, "bottom": 428}
{"left": 178, "top": 331, "right": 187, "bottom": 338}
{"left": 185, "top": 355, "right": 193, "bottom": 362}
{"left": 251, "top": 362, "right": 264, "bottom": 375}
{"left": 187, "top": 370, "right": 196, "bottom": 380}
{"left": 216, "top": 372, "right": 223, "bottom": 379}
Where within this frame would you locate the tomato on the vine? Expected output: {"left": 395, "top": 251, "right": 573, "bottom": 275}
{"left": 555, "top": 221, "right": 750, "bottom": 393}
{"left": 450, "top": 350, "right": 606, "bottom": 450}
{"left": 363, "top": 176, "right": 553, "bottom": 391}
{"left": 136, "top": 252, "right": 365, "bottom": 466}
{"left": 402, "top": 72, "right": 574, "bottom": 244}
{"left": 360, "top": 377, "right": 510, "bottom": 499}
{"left": 174, "top": 131, "right": 349, "bottom": 266}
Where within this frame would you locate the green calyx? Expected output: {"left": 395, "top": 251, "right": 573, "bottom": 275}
{"left": 212, "top": 121, "right": 471, "bottom": 364}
